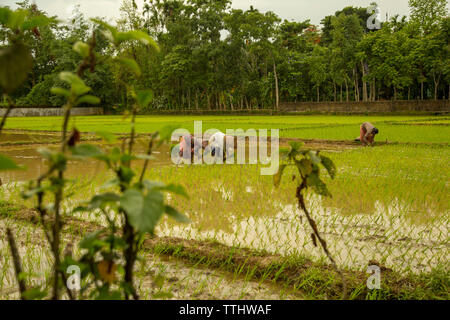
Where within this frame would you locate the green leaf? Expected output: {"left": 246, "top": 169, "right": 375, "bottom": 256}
{"left": 71, "top": 144, "right": 105, "bottom": 159}
{"left": 36, "top": 148, "right": 67, "bottom": 169}
{"left": 22, "top": 288, "right": 47, "bottom": 300}
{"left": 157, "top": 125, "right": 179, "bottom": 145}
{"left": 104, "top": 234, "right": 127, "bottom": 249}
{"left": 120, "top": 154, "right": 137, "bottom": 163}
{"left": 116, "top": 30, "right": 160, "bottom": 51}
{"left": 120, "top": 189, "right": 165, "bottom": 234}
{"left": 118, "top": 166, "right": 135, "bottom": 184}
{"left": 142, "top": 180, "right": 166, "bottom": 190}
{"left": 116, "top": 57, "right": 141, "bottom": 76}
{"left": 109, "top": 147, "right": 121, "bottom": 162}
{"left": 120, "top": 189, "right": 143, "bottom": 219}
{"left": 142, "top": 180, "right": 188, "bottom": 198}
{"left": 21, "top": 187, "right": 44, "bottom": 199}
{"left": 161, "top": 184, "right": 189, "bottom": 198}
{"left": 289, "top": 141, "right": 303, "bottom": 151}
{"left": 79, "top": 230, "right": 106, "bottom": 251}
{"left": 320, "top": 156, "right": 336, "bottom": 179}
{"left": 50, "top": 87, "right": 71, "bottom": 98}
{"left": 297, "top": 158, "right": 312, "bottom": 177}
{"left": 0, "top": 7, "right": 12, "bottom": 26}
{"left": 140, "top": 191, "right": 165, "bottom": 234}
{"left": 90, "top": 18, "right": 118, "bottom": 43}
{"left": 0, "top": 154, "right": 21, "bottom": 171}
{"left": 136, "top": 89, "right": 153, "bottom": 108}
{"left": 101, "top": 177, "right": 120, "bottom": 189}
{"left": 90, "top": 193, "right": 120, "bottom": 209}
{"left": 307, "top": 150, "right": 322, "bottom": 165}
{"left": 273, "top": 164, "right": 286, "bottom": 188}
{"left": 21, "top": 15, "right": 56, "bottom": 30}
{"left": 76, "top": 95, "right": 100, "bottom": 106}
{"left": 306, "top": 172, "right": 331, "bottom": 197}
{"left": 47, "top": 153, "right": 67, "bottom": 171}
{"left": 165, "top": 205, "right": 190, "bottom": 223}
{"left": 0, "top": 42, "right": 33, "bottom": 94}
{"left": 73, "top": 41, "right": 90, "bottom": 58}
{"left": 59, "top": 72, "right": 90, "bottom": 96}
{"left": 59, "top": 71, "right": 83, "bottom": 86}
{"left": 7, "top": 9, "right": 27, "bottom": 30}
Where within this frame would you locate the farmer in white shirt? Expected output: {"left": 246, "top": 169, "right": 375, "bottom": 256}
{"left": 208, "top": 131, "right": 237, "bottom": 162}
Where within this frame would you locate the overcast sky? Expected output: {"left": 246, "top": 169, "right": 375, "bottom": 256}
{"left": 2, "top": 0, "right": 448, "bottom": 26}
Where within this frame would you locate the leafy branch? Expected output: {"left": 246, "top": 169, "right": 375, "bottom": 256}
{"left": 274, "top": 142, "right": 347, "bottom": 299}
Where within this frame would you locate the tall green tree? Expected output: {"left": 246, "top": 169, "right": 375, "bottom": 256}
{"left": 409, "top": 0, "right": 448, "bottom": 33}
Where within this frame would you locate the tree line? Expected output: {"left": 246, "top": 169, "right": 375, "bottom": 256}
{"left": 1, "top": 0, "right": 449, "bottom": 111}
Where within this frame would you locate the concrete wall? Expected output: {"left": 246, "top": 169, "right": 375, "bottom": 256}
{"left": 0, "top": 107, "right": 104, "bottom": 117}
{"left": 279, "top": 100, "right": 450, "bottom": 113}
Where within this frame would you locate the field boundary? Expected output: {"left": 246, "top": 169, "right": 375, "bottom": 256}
{"left": 1, "top": 103, "right": 449, "bottom": 116}
{"left": 1, "top": 129, "right": 448, "bottom": 149}
{"left": 280, "top": 100, "right": 450, "bottom": 114}
{"left": 0, "top": 107, "right": 104, "bottom": 117}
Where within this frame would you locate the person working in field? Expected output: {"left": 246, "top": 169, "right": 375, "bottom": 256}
{"left": 179, "top": 134, "right": 208, "bottom": 163}
{"left": 356, "top": 122, "right": 379, "bottom": 146}
{"left": 208, "top": 131, "right": 237, "bottom": 162}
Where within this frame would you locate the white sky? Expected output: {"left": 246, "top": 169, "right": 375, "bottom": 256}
{"left": 1, "top": 0, "right": 448, "bottom": 26}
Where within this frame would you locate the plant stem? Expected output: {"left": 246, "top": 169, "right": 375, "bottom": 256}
{"left": 51, "top": 105, "right": 71, "bottom": 300}
{"left": 6, "top": 228, "right": 27, "bottom": 299}
{"left": 296, "top": 183, "right": 347, "bottom": 299}
{"left": 127, "top": 108, "right": 137, "bottom": 157}
{"left": 123, "top": 214, "right": 139, "bottom": 300}
{"left": 139, "top": 136, "right": 154, "bottom": 183}
{"left": 0, "top": 95, "right": 14, "bottom": 136}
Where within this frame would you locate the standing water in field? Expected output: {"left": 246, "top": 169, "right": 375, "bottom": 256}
{"left": 0, "top": 132, "right": 172, "bottom": 183}
{"left": 156, "top": 198, "right": 449, "bottom": 274}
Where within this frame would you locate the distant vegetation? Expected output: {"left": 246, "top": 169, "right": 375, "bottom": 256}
{"left": 0, "top": 0, "right": 449, "bottom": 111}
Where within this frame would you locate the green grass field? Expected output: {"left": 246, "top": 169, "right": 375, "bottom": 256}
{"left": 4, "top": 115, "right": 450, "bottom": 143}
{"left": 1, "top": 114, "right": 449, "bottom": 299}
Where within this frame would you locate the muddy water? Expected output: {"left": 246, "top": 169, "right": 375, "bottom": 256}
{"left": 0, "top": 131, "right": 60, "bottom": 144}
{"left": 157, "top": 198, "right": 449, "bottom": 274}
{"left": 0, "top": 133, "right": 173, "bottom": 183}
{"left": 0, "top": 130, "right": 352, "bottom": 183}
{"left": 0, "top": 219, "right": 298, "bottom": 300}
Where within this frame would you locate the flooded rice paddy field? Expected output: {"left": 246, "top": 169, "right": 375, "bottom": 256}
{"left": 0, "top": 218, "right": 296, "bottom": 300}
{"left": 0, "top": 115, "right": 449, "bottom": 298}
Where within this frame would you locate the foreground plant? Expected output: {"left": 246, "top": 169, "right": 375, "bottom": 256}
{"left": 1, "top": 9, "right": 188, "bottom": 300}
{"left": 273, "top": 141, "right": 347, "bottom": 298}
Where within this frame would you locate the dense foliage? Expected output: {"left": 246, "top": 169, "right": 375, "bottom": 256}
{"left": 1, "top": 0, "right": 449, "bottom": 110}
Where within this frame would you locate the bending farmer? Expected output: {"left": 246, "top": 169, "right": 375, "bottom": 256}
{"left": 356, "top": 122, "right": 379, "bottom": 146}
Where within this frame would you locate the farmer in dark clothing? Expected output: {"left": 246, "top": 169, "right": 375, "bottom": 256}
{"left": 356, "top": 122, "right": 379, "bottom": 146}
